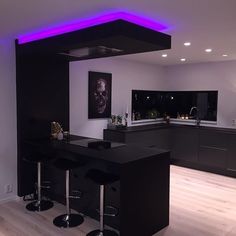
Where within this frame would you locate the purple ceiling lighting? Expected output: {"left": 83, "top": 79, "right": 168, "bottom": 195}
{"left": 18, "top": 11, "right": 167, "bottom": 44}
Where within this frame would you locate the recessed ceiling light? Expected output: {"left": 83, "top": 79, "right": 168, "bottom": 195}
{"left": 180, "top": 58, "right": 186, "bottom": 62}
{"left": 184, "top": 42, "right": 191, "bottom": 46}
{"left": 222, "top": 54, "right": 228, "bottom": 57}
{"left": 162, "top": 54, "right": 168, "bottom": 57}
{"left": 205, "top": 48, "right": 212, "bottom": 53}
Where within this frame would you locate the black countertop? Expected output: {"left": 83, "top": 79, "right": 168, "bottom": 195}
{"left": 26, "top": 135, "right": 169, "bottom": 165}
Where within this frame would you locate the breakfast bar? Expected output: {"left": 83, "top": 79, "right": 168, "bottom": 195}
{"left": 26, "top": 135, "right": 170, "bottom": 236}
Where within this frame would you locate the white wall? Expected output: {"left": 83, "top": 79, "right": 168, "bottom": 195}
{"left": 0, "top": 39, "right": 17, "bottom": 201}
{"left": 70, "top": 57, "right": 165, "bottom": 138}
{"left": 164, "top": 60, "right": 236, "bottom": 128}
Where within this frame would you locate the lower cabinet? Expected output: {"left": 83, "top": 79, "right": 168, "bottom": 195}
{"left": 198, "top": 130, "right": 228, "bottom": 169}
{"left": 104, "top": 125, "right": 236, "bottom": 177}
{"left": 227, "top": 135, "right": 236, "bottom": 172}
{"left": 171, "top": 127, "right": 198, "bottom": 163}
{"left": 126, "top": 129, "right": 170, "bottom": 149}
{"left": 104, "top": 128, "right": 170, "bottom": 150}
{"left": 198, "top": 146, "right": 227, "bottom": 168}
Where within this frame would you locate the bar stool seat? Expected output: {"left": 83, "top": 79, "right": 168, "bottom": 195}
{"left": 86, "top": 169, "right": 119, "bottom": 236}
{"left": 24, "top": 152, "right": 54, "bottom": 212}
{"left": 53, "top": 158, "right": 84, "bottom": 228}
{"left": 54, "top": 158, "right": 82, "bottom": 171}
{"left": 86, "top": 169, "right": 119, "bottom": 186}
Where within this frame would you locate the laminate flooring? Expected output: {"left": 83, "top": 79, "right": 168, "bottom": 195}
{"left": 0, "top": 166, "right": 236, "bottom": 236}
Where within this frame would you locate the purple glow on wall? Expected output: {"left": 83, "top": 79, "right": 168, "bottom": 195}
{"left": 18, "top": 11, "right": 168, "bottom": 44}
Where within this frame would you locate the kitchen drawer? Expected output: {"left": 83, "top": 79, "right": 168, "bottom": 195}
{"left": 199, "top": 130, "right": 228, "bottom": 149}
{"left": 199, "top": 145, "right": 227, "bottom": 168}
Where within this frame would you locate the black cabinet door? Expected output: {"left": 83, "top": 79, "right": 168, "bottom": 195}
{"left": 125, "top": 129, "right": 170, "bottom": 149}
{"left": 104, "top": 128, "right": 170, "bottom": 150}
{"left": 103, "top": 130, "right": 125, "bottom": 143}
{"left": 171, "top": 127, "right": 199, "bottom": 162}
{"left": 198, "top": 146, "right": 227, "bottom": 168}
{"left": 198, "top": 130, "right": 228, "bottom": 169}
{"left": 227, "top": 135, "right": 236, "bottom": 171}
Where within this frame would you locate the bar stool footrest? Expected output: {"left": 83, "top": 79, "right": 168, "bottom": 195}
{"left": 69, "top": 190, "right": 83, "bottom": 199}
{"left": 35, "top": 181, "right": 51, "bottom": 189}
{"left": 41, "top": 181, "right": 51, "bottom": 189}
{"left": 96, "top": 205, "right": 118, "bottom": 217}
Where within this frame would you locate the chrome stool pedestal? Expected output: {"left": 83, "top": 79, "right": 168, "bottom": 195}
{"left": 86, "top": 169, "right": 119, "bottom": 236}
{"left": 26, "top": 161, "right": 53, "bottom": 212}
{"left": 53, "top": 158, "right": 84, "bottom": 228}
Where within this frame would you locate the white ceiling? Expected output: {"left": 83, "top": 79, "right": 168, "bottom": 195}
{"left": 1, "top": 0, "right": 236, "bottom": 65}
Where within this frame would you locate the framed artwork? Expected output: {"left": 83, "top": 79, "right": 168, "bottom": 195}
{"left": 88, "top": 71, "right": 112, "bottom": 119}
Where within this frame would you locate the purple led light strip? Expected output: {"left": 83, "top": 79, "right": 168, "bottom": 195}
{"left": 18, "top": 11, "right": 167, "bottom": 44}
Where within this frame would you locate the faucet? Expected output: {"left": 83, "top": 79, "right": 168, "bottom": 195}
{"left": 189, "top": 106, "right": 201, "bottom": 126}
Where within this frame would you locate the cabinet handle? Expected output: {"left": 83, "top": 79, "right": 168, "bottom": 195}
{"left": 227, "top": 168, "right": 236, "bottom": 172}
{"left": 200, "top": 145, "right": 227, "bottom": 151}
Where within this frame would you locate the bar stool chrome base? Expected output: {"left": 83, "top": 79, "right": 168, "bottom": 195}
{"left": 53, "top": 213, "right": 84, "bottom": 228}
{"left": 87, "top": 229, "right": 119, "bottom": 236}
{"left": 26, "top": 200, "right": 53, "bottom": 212}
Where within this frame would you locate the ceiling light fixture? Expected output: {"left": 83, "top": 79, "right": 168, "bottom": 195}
{"left": 205, "top": 48, "right": 212, "bottom": 53}
{"left": 222, "top": 54, "right": 228, "bottom": 57}
{"left": 17, "top": 11, "right": 168, "bottom": 44}
{"left": 184, "top": 42, "right": 191, "bottom": 46}
{"left": 180, "top": 58, "right": 186, "bottom": 62}
{"left": 162, "top": 54, "right": 168, "bottom": 57}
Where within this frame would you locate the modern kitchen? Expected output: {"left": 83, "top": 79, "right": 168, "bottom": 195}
{"left": 1, "top": 1, "right": 236, "bottom": 236}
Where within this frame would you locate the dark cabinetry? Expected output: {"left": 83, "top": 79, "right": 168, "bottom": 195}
{"left": 104, "top": 124, "right": 236, "bottom": 177}
{"left": 227, "top": 135, "right": 236, "bottom": 172}
{"left": 198, "top": 130, "right": 228, "bottom": 169}
{"left": 104, "top": 127, "right": 170, "bottom": 150}
{"left": 171, "top": 127, "right": 198, "bottom": 163}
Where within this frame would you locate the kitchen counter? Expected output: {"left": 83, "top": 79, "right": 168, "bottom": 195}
{"left": 27, "top": 135, "right": 169, "bottom": 164}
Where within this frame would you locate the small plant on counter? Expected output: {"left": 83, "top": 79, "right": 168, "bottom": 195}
{"left": 147, "top": 109, "right": 159, "bottom": 119}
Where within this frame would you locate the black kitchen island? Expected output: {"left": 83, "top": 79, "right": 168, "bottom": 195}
{"left": 26, "top": 135, "right": 170, "bottom": 236}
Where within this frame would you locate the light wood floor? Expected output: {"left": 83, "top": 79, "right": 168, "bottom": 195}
{"left": 1, "top": 166, "right": 236, "bottom": 236}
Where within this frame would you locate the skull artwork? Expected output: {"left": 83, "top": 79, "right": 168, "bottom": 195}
{"left": 94, "top": 78, "right": 108, "bottom": 114}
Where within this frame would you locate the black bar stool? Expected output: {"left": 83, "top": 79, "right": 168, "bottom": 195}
{"left": 24, "top": 153, "right": 54, "bottom": 212}
{"left": 86, "top": 169, "right": 119, "bottom": 236}
{"left": 53, "top": 158, "right": 84, "bottom": 228}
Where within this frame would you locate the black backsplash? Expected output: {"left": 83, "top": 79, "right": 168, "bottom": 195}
{"left": 132, "top": 90, "right": 218, "bottom": 121}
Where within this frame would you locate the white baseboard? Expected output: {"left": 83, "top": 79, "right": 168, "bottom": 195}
{"left": 0, "top": 195, "right": 20, "bottom": 204}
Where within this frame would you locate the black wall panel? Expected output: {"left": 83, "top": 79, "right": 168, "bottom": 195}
{"left": 16, "top": 42, "right": 69, "bottom": 196}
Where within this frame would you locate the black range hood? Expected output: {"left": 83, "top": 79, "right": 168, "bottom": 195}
{"left": 17, "top": 19, "right": 171, "bottom": 61}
